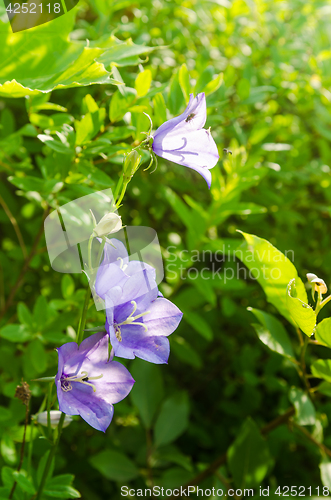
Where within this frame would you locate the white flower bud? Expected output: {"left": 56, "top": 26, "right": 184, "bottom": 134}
{"left": 93, "top": 213, "right": 122, "bottom": 237}
{"left": 306, "top": 273, "right": 327, "bottom": 294}
{"left": 37, "top": 410, "right": 73, "bottom": 428}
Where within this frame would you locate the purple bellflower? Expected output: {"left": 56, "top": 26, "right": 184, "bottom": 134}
{"left": 95, "top": 239, "right": 183, "bottom": 364}
{"left": 152, "top": 92, "right": 219, "bottom": 188}
{"left": 56, "top": 332, "right": 134, "bottom": 432}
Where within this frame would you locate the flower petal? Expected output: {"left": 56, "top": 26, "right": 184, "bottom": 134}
{"left": 143, "top": 298, "right": 183, "bottom": 336}
{"left": 153, "top": 93, "right": 206, "bottom": 141}
{"left": 56, "top": 381, "right": 114, "bottom": 432}
{"left": 153, "top": 128, "right": 218, "bottom": 187}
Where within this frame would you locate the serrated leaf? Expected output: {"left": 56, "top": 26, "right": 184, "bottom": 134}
{"left": 286, "top": 279, "right": 316, "bottom": 336}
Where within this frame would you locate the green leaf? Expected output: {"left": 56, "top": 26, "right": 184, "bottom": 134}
{"left": 288, "top": 386, "right": 316, "bottom": 425}
{"left": 109, "top": 88, "right": 136, "bottom": 123}
{"left": 286, "top": 278, "right": 316, "bottom": 336}
{"left": 237, "top": 78, "right": 251, "bottom": 100}
{"left": 12, "top": 471, "right": 35, "bottom": 494}
{"left": 194, "top": 66, "right": 214, "bottom": 94}
{"left": 17, "top": 302, "right": 34, "bottom": 330}
{"left": 248, "top": 308, "right": 294, "bottom": 359}
{"left": 315, "top": 318, "right": 331, "bottom": 348}
{"left": 90, "top": 450, "right": 139, "bottom": 482}
{"left": 61, "top": 275, "right": 75, "bottom": 299}
{"left": 168, "top": 72, "right": 185, "bottom": 115}
{"left": 204, "top": 73, "right": 223, "bottom": 96}
{"left": 27, "top": 339, "right": 47, "bottom": 374}
{"left": 33, "top": 295, "right": 49, "bottom": 330}
{"left": 171, "top": 337, "right": 202, "bottom": 369}
{"left": 130, "top": 359, "right": 164, "bottom": 428}
{"left": 238, "top": 232, "right": 308, "bottom": 324}
{"left": 0, "top": 324, "right": 31, "bottom": 342}
{"left": 0, "top": 14, "right": 135, "bottom": 97}
{"left": 38, "top": 135, "right": 74, "bottom": 155}
{"left": 37, "top": 451, "right": 54, "bottom": 486}
{"left": 183, "top": 310, "right": 213, "bottom": 341}
{"left": 227, "top": 418, "right": 271, "bottom": 489}
{"left": 135, "top": 69, "right": 152, "bottom": 97}
{"left": 44, "top": 476, "right": 81, "bottom": 499}
{"left": 311, "top": 359, "right": 331, "bottom": 383}
{"left": 153, "top": 93, "right": 167, "bottom": 127}
{"left": 154, "top": 392, "right": 189, "bottom": 448}
{"left": 0, "top": 435, "right": 16, "bottom": 466}
{"left": 178, "top": 63, "right": 191, "bottom": 100}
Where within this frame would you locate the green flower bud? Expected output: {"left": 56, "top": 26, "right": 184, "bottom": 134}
{"left": 123, "top": 150, "right": 142, "bottom": 179}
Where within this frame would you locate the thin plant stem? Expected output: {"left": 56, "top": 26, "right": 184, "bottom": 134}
{"left": 0, "top": 206, "right": 50, "bottom": 321}
{"left": 0, "top": 193, "right": 27, "bottom": 259}
{"left": 113, "top": 176, "right": 123, "bottom": 203}
{"left": 299, "top": 336, "right": 311, "bottom": 395}
{"left": 47, "top": 383, "right": 53, "bottom": 439}
{"left": 316, "top": 294, "right": 331, "bottom": 317}
{"left": 35, "top": 412, "right": 66, "bottom": 500}
{"left": 9, "top": 402, "right": 29, "bottom": 499}
{"left": 116, "top": 181, "right": 129, "bottom": 208}
{"left": 76, "top": 285, "right": 91, "bottom": 346}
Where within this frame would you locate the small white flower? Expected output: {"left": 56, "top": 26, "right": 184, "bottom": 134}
{"left": 37, "top": 410, "right": 73, "bottom": 428}
{"left": 306, "top": 273, "right": 328, "bottom": 296}
{"left": 93, "top": 213, "right": 122, "bottom": 237}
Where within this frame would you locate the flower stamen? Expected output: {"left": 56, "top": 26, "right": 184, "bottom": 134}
{"left": 61, "top": 371, "right": 103, "bottom": 393}
{"left": 114, "top": 301, "right": 150, "bottom": 342}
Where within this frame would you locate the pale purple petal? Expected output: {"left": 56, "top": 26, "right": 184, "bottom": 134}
{"left": 143, "top": 298, "right": 183, "bottom": 336}
{"left": 153, "top": 128, "right": 218, "bottom": 188}
{"left": 95, "top": 263, "right": 127, "bottom": 300}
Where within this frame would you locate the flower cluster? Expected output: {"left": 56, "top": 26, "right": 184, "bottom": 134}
{"left": 56, "top": 239, "right": 182, "bottom": 431}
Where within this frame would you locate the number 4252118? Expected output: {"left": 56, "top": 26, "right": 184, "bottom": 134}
{"left": 6, "top": 3, "right": 61, "bottom": 13}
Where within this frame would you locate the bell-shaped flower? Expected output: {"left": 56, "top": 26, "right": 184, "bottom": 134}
{"left": 55, "top": 332, "right": 134, "bottom": 432}
{"left": 95, "top": 239, "right": 182, "bottom": 363}
{"left": 104, "top": 271, "right": 183, "bottom": 364}
{"left": 152, "top": 92, "right": 219, "bottom": 188}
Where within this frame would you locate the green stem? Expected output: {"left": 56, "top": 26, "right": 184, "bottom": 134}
{"left": 87, "top": 234, "right": 94, "bottom": 273}
{"left": 35, "top": 413, "right": 65, "bottom": 500}
{"left": 113, "top": 175, "right": 123, "bottom": 203}
{"left": 316, "top": 293, "right": 331, "bottom": 317}
{"left": 300, "top": 336, "right": 311, "bottom": 395}
{"left": 116, "top": 181, "right": 129, "bottom": 208}
{"left": 76, "top": 285, "right": 91, "bottom": 346}
{"left": 47, "top": 383, "right": 53, "bottom": 439}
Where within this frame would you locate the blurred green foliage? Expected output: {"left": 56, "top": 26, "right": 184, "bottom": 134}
{"left": 1, "top": 0, "right": 331, "bottom": 497}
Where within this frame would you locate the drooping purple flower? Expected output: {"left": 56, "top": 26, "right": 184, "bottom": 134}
{"left": 55, "top": 332, "right": 134, "bottom": 432}
{"left": 152, "top": 93, "right": 219, "bottom": 188}
{"left": 95, "top": 239, "right": 183, "bottom": 364}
